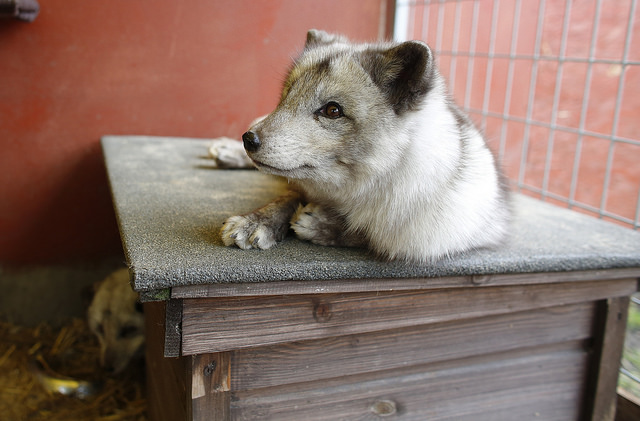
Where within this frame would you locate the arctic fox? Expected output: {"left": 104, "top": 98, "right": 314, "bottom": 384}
{"left": 87, "top": 268, "right": 144, "bottom": 374}
{"left": 216, "top": 29, "right": 510, "bottom": 262}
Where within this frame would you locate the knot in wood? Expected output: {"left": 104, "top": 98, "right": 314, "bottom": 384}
{"left": 471, "top": 274, "right": 492, "bottom": 285}
{"left": 313, "top": 302, "right": 332, "bottom": 322}
{"left": 370, "top": 399, "right": 397, "bottom": 417}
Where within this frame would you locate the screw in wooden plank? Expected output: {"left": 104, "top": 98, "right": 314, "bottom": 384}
{"left": 203, "top": 361, "right": 217, "bottom": 377}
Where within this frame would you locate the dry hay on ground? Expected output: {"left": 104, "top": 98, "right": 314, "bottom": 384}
{"left": 0, "top": 318, "right": 146, "bottom": 421}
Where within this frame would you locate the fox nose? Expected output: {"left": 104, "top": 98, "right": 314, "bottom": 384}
{"left": 242, "top": 131, "right": 261, "bottom": 152}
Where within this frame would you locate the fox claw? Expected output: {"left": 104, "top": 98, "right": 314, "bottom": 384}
{"left": 220, "top": 215, "right": 278, "bottom": 250}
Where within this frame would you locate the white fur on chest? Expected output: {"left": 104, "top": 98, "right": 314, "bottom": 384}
{"left": 298, "top": 85, "right": 508, "bottom": 261}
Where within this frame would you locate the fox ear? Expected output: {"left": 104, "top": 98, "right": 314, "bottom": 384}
{"left": 362, "top": 41, "right": 435, "bottom": 114}
{"left": 305, "top": 29, "right": 346, "bottom": 49}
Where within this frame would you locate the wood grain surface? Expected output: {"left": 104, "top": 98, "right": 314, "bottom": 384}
{"left": 230, "top": 302, "right": 595, "bottom": 391}
{"left": 181, "top": 278, "right": 637, "bottom": 354}
{"left": 231, "top": 341, "right": 588, "bottom": 420}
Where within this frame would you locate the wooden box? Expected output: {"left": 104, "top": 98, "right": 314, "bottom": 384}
{"left": 102, "top": 136, "right": 640, "bottom": 420}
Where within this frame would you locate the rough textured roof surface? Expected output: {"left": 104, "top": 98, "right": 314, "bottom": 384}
{"left": 102, "top": 136, "right": 640, "bottom": 296}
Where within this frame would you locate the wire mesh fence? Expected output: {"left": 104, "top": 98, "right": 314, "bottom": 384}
{"left": 394, "top": 0, "right": 640, "bottom": 230}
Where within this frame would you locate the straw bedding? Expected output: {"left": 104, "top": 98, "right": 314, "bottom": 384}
{"left": 0, "top": 318, "right": 146, "bottom": 421}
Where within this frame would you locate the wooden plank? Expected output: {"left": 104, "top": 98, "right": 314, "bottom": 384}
{"left": 144, "top": 301, "right": 189, "bottom": 421}
{"left": 231, "top": 341, "right": 588, "bottom": 420}
{"left": 181, "top": 278, "right": 637, "bottom": 355}
{"left": 164, "top": 298, "right": 182, "bottom": 357}
{"left": 616, "top": 388, "right": 640, "bottom": 421}
{"left": 585, "top": 297, "right": 631, "bottom": 421}
{"left": 231, "top": 302, "right": 595, "bottom": 391}
{"left": 189, "top": 353, "right": 231, "bottom": 421}
{"left": 171, "top": 267, "right": 640, "bottom": 298}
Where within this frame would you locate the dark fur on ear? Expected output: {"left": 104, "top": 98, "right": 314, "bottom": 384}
{"left": 360, "top": 41, "right": 435, "bottom": 115}
{"left": 305, "top": 29, "right": 347, "bottom": 49}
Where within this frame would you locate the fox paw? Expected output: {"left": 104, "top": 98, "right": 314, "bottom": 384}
{"left": 209, "top": 137, "right": 254, "bottom": 169}
{"left": 221, "top": 215, "right": 279, "bottom": 250}
{"left": 291, "top": 203, "right": 345, "bottom": 246}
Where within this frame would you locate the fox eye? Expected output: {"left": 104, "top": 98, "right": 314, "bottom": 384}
{"left": 317, "top": 101, "right": 344, "bottom": 119}
{"left": 119, "top": 325, "right": 140, "bottom": 339}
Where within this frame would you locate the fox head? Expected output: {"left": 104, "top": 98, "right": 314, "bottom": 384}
{"left": 87, "top": 268, "right": 145, "bottom": 374}
{"left": 241, "top": 29, "right": 438, "bottom": 191}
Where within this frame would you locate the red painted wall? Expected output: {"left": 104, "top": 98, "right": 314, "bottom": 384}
{"left": 0, "top": 0, "right": 392, "bottom": 264}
